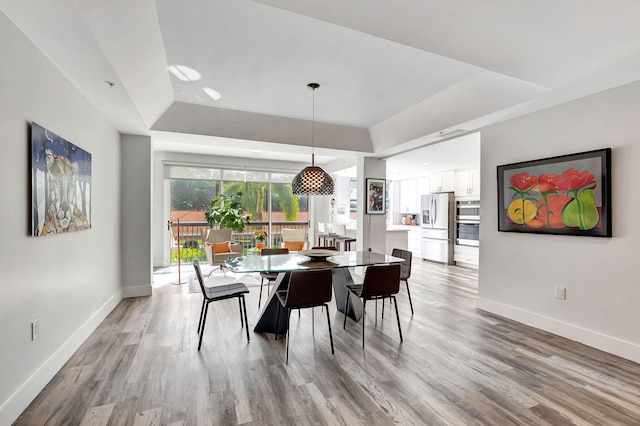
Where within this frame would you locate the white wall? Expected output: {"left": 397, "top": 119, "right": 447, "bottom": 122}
{"left": 479, "top": 80, "right": 640, "bottom": 363}
{"left": 0, "top": 12, "right": 122, "bottom": 424}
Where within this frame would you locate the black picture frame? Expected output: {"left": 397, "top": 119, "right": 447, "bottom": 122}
{"left": 497, "top": 148, "right": 611, "bottom": 237}
{"left": 366, "top": 178, "right": 386, "bottom": 215}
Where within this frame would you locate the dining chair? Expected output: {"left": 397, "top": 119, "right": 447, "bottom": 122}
{"left": 193, "top": 259, "right": 250, "bottom": 351}
{"left": 391, "top": 248, "right": 414, "bottom": 315}
{"left": 258, "top": 248, "right": 289, "bottom": 308}
{"left": 275, "top": 268, "right": 334, "bottom": 363}
{"left": 317, "top": 222, "right": 328, "bottom": 246}
{"left": 343, "top": 263, "right": 402, "bottom": 348}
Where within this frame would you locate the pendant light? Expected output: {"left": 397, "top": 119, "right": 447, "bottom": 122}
{"left": 292, "top": 83, "right": 334, "bottom": 195}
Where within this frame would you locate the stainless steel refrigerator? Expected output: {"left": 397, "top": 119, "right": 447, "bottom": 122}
{"left": 421, "top": 193, "right": 455, "bottom": 264}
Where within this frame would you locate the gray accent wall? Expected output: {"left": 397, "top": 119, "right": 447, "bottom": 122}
{"left": 121, "top": 135, "right": 152, "bottom": 298}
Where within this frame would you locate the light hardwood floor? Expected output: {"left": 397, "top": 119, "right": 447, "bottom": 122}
{"left": 15, "top": 260, "right": 640, "bottom": 425}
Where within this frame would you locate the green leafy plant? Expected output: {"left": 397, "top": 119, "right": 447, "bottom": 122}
{"left": 204, "top": 191, "right": 251, "bottom": 232}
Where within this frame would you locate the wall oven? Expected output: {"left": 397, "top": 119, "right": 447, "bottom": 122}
{"left": 456, "top": 200, "right": 480, "bottom": 247}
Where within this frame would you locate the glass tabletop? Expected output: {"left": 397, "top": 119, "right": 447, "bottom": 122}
{"left": 225, "top": 251, "right": 405, "bottom": 273}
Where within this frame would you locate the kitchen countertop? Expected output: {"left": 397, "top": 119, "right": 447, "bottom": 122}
{"left": 387, "top": 225, "right": 421, "bottom": 230}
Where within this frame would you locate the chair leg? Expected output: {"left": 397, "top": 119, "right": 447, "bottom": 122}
{"left": 312, "top": 307, "right": 315, "bottom": 337}
{"left": 393, "top": 296, "right": 403, "bottom": 342}
{"left": 275, "top": 302, "right": 281, "bottom": 340}
{"left": 381, "top": 297, "right": 385, "bottom": 318}
{"left": 362, "top": 299, "right": 367, "bottom": 348}
{"left": 343, "top": 292, "right": 350, "bottom": 329}
{"left": 285, "top": 309, "right": 292, "bottom": 364}
{"left": 197, "top": 298, "right": 206, "bottom": 335}
{"left": 238, "top": 298, "right": 244, "bottom": 327}
{"left": 258, "top": 279, "right": 264, "bottom": 308}
{"left": 241, "top": 296, "right": 250, "bottom": 342}
{"left": 405, "top": 279, "right": 414, "bottom": 315}
{"left": 198, "top": 301, "right": 210, "bottom": 351}
{"left": 325, "top": 304, "right": 334, "bottom": 354}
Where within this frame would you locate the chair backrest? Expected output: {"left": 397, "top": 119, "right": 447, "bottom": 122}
{"left": 391, "top": 248, "right": 412, "bottom": 280}
{"left": 281, "top": 228, "right": 307, "bottom": 250}
{"left": 192, "top": 259, "right": 207, "bottom": 296}
{"left": 261, "top": 248, "right": 289, "bottom": 256}
{"left": 204, "top": 228, "right": 233, "bottom": 245}
{"left": 333, "top": 223, "right": 346, "bottom": 236}
{"left": 312, "top": 246, "right": 338, "bottom": 250}
{"left": 282, "top": 228, "right": 306, "bottom": 241}
{"left": 284, "top": 268, "right": 333, "bottom": 308}
{"left": 360, "top": 263, "right": 401, "bottom": 298}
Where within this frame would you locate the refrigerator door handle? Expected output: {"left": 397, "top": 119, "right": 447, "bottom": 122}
{"left": 432, "top": 198, "right": 437, "bottom": 225}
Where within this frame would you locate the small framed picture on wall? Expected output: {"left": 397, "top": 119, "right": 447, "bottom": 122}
{"left": 366, "top": 178, "right": 386, "bottom": 215}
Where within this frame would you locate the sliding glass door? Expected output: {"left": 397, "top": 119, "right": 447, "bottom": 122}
{"left": 165, "top": 165, "right": 307, "bottom": 263}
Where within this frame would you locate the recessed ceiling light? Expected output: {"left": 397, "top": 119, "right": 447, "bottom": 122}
{"left": 203, "top": 87, "right": 222, "bottom": 101}
{"left": 168, "top": 65, "right": 201, "bottom": 82}
{"left": 251, "top": 149, "right": 263, "bottom": 153}
{"left": 422, "top": 162, "right": 430, "bottom": 166}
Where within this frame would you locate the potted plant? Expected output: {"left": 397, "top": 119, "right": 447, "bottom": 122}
{"left": 254, "top": 230, "right": 267, "bottom": 249}
{"left": 205, "top": 192, "right": 251, "bottom": 232}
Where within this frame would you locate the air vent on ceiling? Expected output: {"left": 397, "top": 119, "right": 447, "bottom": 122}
{"left": 437, "top": 129, "right": 467, "bottom": 138}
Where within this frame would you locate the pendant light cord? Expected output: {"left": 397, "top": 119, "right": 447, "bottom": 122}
{"left": 311, "top": 85, "right": 316, "bottom": 166}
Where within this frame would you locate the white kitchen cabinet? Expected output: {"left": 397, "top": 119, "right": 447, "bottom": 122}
{"left": 455, "top": 169, "right": 481, "bottom": 197}
{"left": 428, "top": 170, "right": 455, "bottom": 193}
{"left": 400, "top": 179, "right": 418, "bottom": 213}
{"left": 416, "top": 176, "right": 429, "bottom": 196}
{"left": 407, "top": 227, "right": 421, "bottom": 256}
{"left": 454, "top": 244, "right": 479, "bottom": 269}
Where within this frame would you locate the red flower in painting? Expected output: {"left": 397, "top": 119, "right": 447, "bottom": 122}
{"left": 537, "top": 173, "right": 566, "bottom": 193}
{"left": 509, "top": 172, "right": 538, "bottom": 192}
{"left": 562, "top": 168, "right": 596, "bottom": 191}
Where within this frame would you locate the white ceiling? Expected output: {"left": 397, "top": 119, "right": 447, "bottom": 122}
{"left": 3, "top": 1, "right": 640, "bottom": 179}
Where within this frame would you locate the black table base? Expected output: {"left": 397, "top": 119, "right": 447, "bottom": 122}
{"left": 252, "top": 268, "right": 363, "bottom": 334}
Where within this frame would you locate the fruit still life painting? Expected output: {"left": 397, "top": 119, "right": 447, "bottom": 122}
{"left": 498, "top": 149, "right": 611, "bottom": 237}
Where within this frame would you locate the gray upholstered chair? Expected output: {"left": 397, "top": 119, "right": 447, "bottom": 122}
{"left": 201, "top": 228, "right": 243, "bottom": 274}
{"left": 193, "top": 260, "right": 249, "bottom": 350}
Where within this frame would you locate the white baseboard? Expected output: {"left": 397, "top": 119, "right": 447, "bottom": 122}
{"left": 477, "top": 297, "right": 640, "bottom": 364}
{"left": 0, "top": 289, "right": 123, "bottom": 426}
{"left": 122, "top": 285, "right": 152, "bottom": 298}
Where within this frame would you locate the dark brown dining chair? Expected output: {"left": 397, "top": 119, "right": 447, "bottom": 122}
{"left": 193, "top": 259, "right": 250, "bottom": 351}
{"left": 343, "top": 263, "right": 402, "bottom": 348}
{"left": 391, "top": 248, "right": 414, "bottom": 314}
{"left": 275, "top": 269, "right": 334, "bottom": 363}
{"left": 311, "top": 245, "right": 338, "bottom": 250}
{"left": 258, "top": 248, "right": 289, "bottom": 308}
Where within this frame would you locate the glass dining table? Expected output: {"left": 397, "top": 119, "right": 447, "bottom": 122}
{"left": 225, "top": 251, "right": 405, "bottom": 335}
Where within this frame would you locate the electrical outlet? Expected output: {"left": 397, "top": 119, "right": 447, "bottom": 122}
{"left": 31, "top": 319, "right": 40, "bottom": 341}
{"left": 555, "top": 286, "right": 566, "bottom": 300}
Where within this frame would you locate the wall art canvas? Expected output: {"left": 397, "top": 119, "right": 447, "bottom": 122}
{"left": 497, "top": 148, "right": 611, "bottom": 237}
{"left": 31, "top": 122, "right": 92, "bottom": 236}
{"left": 366, "top": 178, "right": 386, "bottom": 214}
